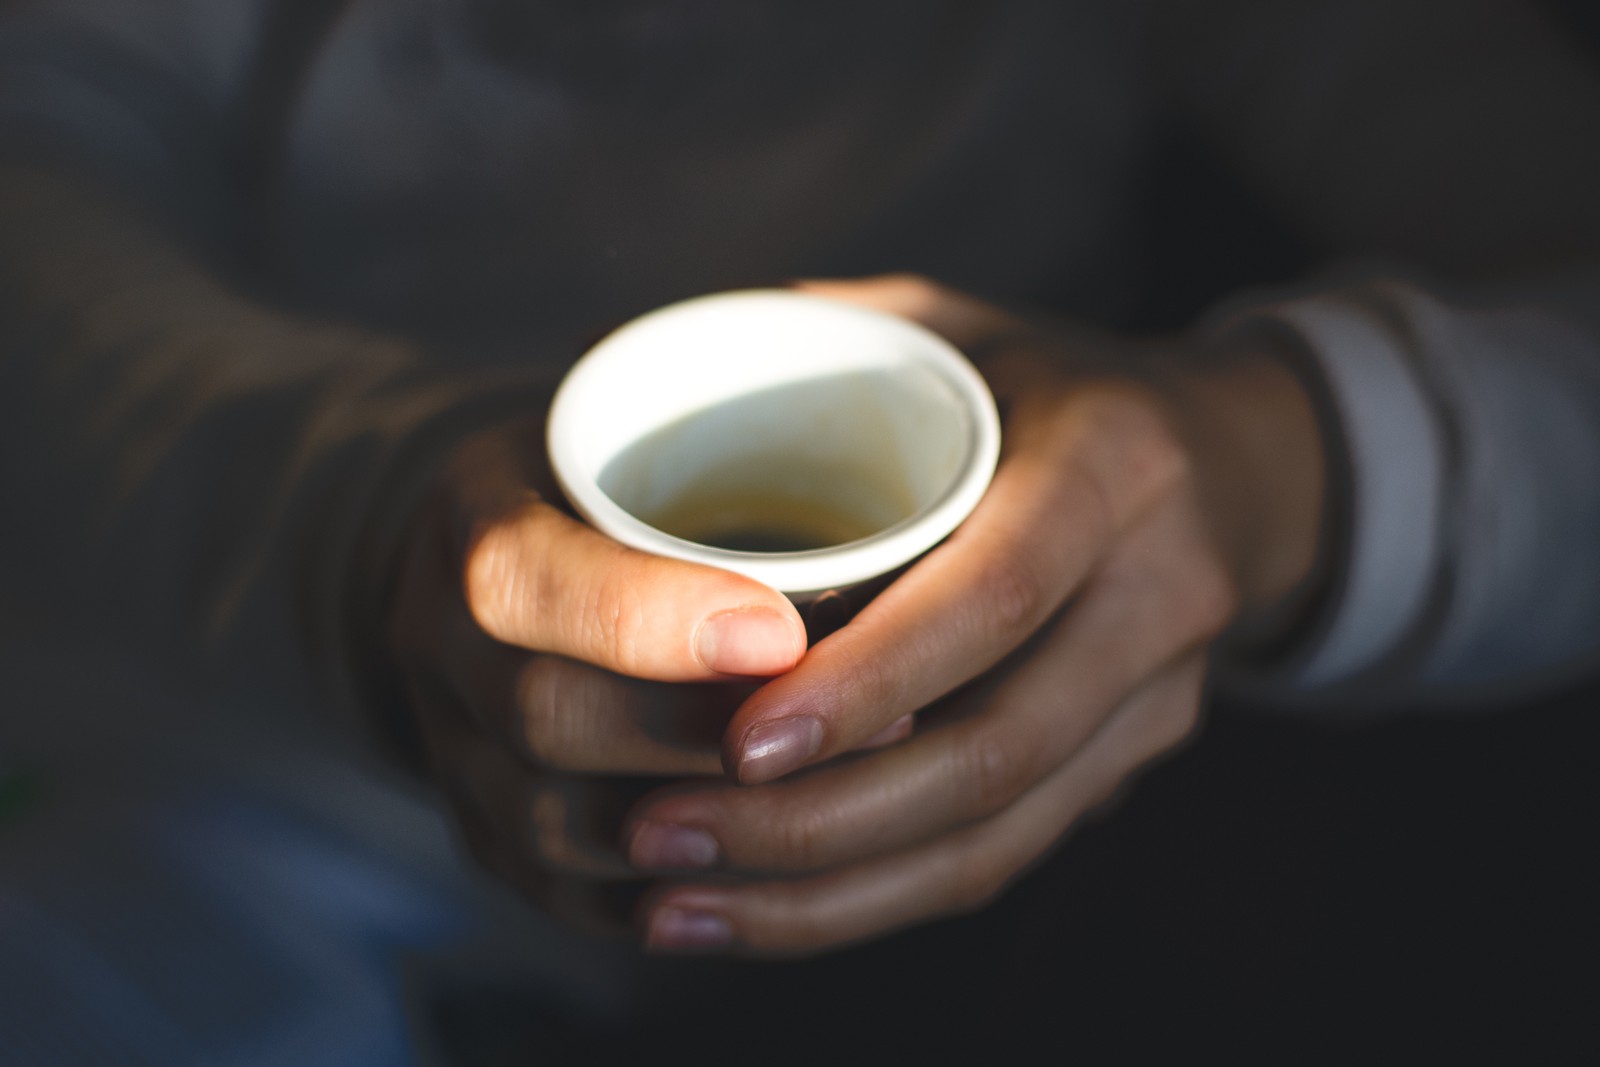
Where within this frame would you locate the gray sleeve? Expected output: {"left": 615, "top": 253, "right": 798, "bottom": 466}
{"left": 1207, "top": 278, "right": 1600, "bottom": 705}
{"left": 1146, "top": 0, "right": 1600, "bottom": 704}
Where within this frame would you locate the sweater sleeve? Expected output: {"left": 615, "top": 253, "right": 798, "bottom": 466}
{"left": 0, "top": 2, "right": 549, "bottom": 752}
{"left": 1149, "top": 0, "right": 1600, "bottom": 704}
{"left": 1207, "top": 277, "right": 1600, "bottom": 705}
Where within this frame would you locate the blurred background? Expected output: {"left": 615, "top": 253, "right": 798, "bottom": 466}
{"left": 3, "top": 1, "right": 1599, "bottom": 1063}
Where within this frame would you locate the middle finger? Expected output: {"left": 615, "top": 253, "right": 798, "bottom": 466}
{"left": 721, "top": 377, "right": 1187, "bottom": 784}
{"left": 626, "top": 503, "right": 1224, "bottom": 874}
{"left": 441, "top": 628, "right": 751, "bottom": 776}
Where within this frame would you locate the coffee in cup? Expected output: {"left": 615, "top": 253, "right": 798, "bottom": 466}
{"left": 547, "top": 289, "right": 1000, "bottom": 601}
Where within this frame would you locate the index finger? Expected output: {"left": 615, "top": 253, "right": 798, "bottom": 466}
{"left": 723, "top": 383, "right": 1182, "bottom": 784}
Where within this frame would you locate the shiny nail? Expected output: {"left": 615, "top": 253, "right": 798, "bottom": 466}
{"left": 630, "top": 823, "right": 720, "bottom": 870}
{"left": 695, "top": 608, "right": 803, "bottom": 676}
{"left": 860, "top": 714, "right": 914, "bottom": 749}
{"left": 647, "top": 907, "right": 734, "bottom": 952}
{"left": 738, "top": 715, "right": 823, "bottom": 784}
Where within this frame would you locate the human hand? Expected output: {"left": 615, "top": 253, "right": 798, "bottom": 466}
{"left": 385, "top": 417, "right": 811, "bottom": 932}
{"left": 625, "top": 275, "right": 1328, "bottom": 955}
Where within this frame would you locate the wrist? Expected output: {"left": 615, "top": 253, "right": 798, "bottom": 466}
{"left": 1157, "top": 339, "right": 1329, "bottom": 638}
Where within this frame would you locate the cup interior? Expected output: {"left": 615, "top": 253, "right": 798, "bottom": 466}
{"left": 548, "top": 290, "right": 999, "bottom": 595}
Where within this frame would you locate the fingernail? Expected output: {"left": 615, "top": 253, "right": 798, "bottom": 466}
{"left": 738, "top": 716, "right": 823, "bottom": 784}
{"left": 646, "top": 906, "right": 735, "bottom": 952}
{"left": 696, "top": 608, "right": 803, "bottom": 676}
{"left": 860, "top": 714, "right": 914, "bottom": 749}
{"left": 629, "top": 822, "right": 720, "bottom": 870}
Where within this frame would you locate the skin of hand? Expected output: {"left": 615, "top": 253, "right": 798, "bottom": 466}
{"left": 385, "top": 414, "right": 814, "bottom": 933}
{"left": 386, "top": 274, "right": 1325, "bottom": 954}
{"left": 385, "top": 393, "right": 922, "bottom": 933}
{"left": 619, "top": 275, "right": 1330, "bottom": 956}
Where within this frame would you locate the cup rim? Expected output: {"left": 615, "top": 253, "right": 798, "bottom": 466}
{"left": 547, "top": 289, "right": 1001, "bottom": 596}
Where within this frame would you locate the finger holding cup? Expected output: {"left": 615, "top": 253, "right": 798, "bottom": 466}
{"left": 546, "top": 288, "right": 1002, "bottom": 656}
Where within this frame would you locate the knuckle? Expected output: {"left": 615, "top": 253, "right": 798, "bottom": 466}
{"left": 578, "top": 571, "right": 649, "bottom": 673}
{"left": 962, "top": 731, "right": 1034, "bottom": 818}
{"left": 976, "top": 554, "right": 1052, "bottom": 640}
{"left": 1138, "top": 413, "right": 1193, "bottom": 499}
{"left": 766, "top": 803, "right": 833, "bottom": 871}
{"left": 839, "top": 646, "right": 902, "bottom": 722}
{"left": 1110, "top": 387, "right": 1192, "bottom": 490}
{"left": 1056, "top": 454, "right": 1117, "bottom": 552}
{"left": 1069, "top": 386, "right": 1192, "bottom": 517}
{"left": 514, "top": 658, "right": 574, "bottom": 767}
{"left": 463, "top": 520, "right": 533, "bottom": 642}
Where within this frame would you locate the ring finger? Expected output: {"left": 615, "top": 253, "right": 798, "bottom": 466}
{"left": 639, "top": 653, "right": 1206, "bottom": 956}
{"left": 625, "top": 498, "right": 1224, "bottom": 875}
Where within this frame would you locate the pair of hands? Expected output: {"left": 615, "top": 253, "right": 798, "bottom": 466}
{"left": 388, "top": 276, "right": 1326, "bottom": 956}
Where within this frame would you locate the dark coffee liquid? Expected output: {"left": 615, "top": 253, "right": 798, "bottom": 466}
{"left": 646, "top": 486, "right": 881, "bottom": 553}
{"left": 707, "top": 528, "right": 839, "bottom": 553}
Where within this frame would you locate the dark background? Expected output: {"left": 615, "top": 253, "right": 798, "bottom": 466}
{"left": 423, "top": 3, "right": 1600, "bottom": 1061}
{"left": 427, "top": 683, "right": 1599, "bottom": 1063}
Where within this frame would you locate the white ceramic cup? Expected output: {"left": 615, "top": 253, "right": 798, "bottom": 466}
{"left": 547, "top": 289, "right": 1001, "bottom": 599}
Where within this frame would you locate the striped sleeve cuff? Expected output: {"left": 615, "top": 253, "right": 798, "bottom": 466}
{"left": 1208, "top": 292, "right": 1450, "bottom": 689}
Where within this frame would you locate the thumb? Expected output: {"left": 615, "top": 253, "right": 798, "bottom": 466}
{"left": 463, "top": 497, "right": 805, "bottom": 681}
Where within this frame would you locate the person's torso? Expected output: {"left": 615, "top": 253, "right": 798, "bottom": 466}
{"left": 260, "top": 0, "right": 1159, "bottom": 366}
